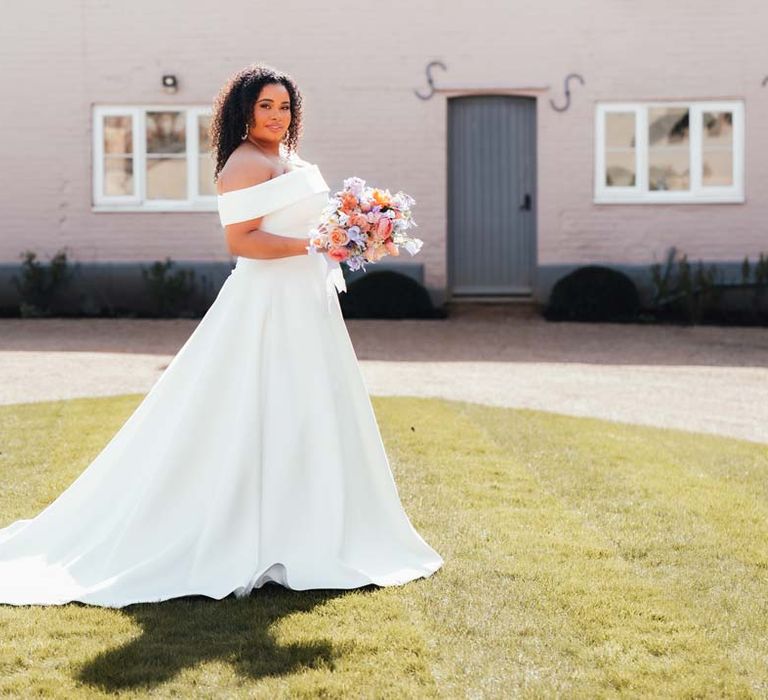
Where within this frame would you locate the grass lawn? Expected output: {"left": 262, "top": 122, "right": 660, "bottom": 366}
{"left": 0, "top": 394, "right": 767, "bottom": 698}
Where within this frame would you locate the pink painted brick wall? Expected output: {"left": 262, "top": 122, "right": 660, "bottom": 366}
{"left": 1, "top": 0, "right": 766, "bottom": 295}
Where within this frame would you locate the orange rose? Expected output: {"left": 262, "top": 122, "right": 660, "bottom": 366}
{"left": 372, "top": 189, "right": 391, "bottom": 207}
{"left": 340, "top": 192, "right": 359, "bottom": 214}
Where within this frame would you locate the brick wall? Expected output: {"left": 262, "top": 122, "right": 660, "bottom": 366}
{"left": 1, "top": 0, "right": 766, "bottom": 298}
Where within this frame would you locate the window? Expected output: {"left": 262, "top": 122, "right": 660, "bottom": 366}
{"left": 93, "top": 105, "right": 216, "bottom": 211}
{"left": 595, "top": 100, "right": 744, "bottom": 203}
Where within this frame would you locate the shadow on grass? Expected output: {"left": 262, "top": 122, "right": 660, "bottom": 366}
{"left": 76, "top": 584, "right": 366, "bottom": 692}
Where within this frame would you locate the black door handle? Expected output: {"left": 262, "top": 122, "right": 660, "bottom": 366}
{"left": 519, "top": 193, "right": 532, "bottom": 210}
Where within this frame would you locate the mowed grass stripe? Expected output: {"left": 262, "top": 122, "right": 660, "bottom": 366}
{"left": 471, "top": 406, "right": 768, "bottom": 696}
{"left": 378, "top": 397, "right": 757, "bottom": 698}
{"left": 0, "top": 396, "right": 145, "bottom": 521}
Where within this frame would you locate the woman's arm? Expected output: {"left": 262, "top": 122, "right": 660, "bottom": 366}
{"left": 226, "top": 223, "right": 312, "bottom": 259}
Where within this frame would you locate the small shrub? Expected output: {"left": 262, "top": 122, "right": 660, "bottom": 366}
{"left": 140, "top": 258, "right": 198, "bottom": 318}
{"left": 741, "top": 252, "right": 768, "bottom": 286}
{"left": 11, "top": 248, "right": 73, "bottom": 317}
{"left": 650, "top": 247, "right": 724, "bottom": 324}
{"left": 738, "top": 252, "right": 768, "bottom": 321}
{"left": 544, "top": 265, "right": 640, "bottom": 322}
{"left": 340, "top": 270, "right": 444, "bottom": 319}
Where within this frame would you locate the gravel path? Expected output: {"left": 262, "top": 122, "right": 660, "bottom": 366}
{"left": 1, "top": 312, "right": 767, "bottom": 444}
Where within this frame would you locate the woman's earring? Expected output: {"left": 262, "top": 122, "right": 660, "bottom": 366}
{"left": 241, "top": 125, "right": 249, "bottom": 140}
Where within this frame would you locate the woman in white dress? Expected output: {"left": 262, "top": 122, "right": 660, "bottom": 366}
{"left": 0, "top": 63, "right": 443, "bottom": 608}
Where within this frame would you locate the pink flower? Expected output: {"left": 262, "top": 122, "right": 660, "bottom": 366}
{"left": 329, "top": 247, "right": 350, "bottom": 262}
{"left": 374, "top": 217, "right": 393, "bottom": 241}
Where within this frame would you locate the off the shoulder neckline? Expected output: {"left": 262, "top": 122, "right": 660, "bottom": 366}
{"left": 217, "top": 163, "right": 319, "bottom": 198}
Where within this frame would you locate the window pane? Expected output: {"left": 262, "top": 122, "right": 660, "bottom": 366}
{"left": 606, "top": 112, "right": 635, "bottom": 148}
{"left": 198, "top": 114, "right": 212, "bottom": 152}
{"left": 606, "top": 152, "right": 636, "bottom": 187}
{"left": 648, "top": 107, "right": 689, "bottom": 191}
{"left": 146, "top": 111, "right": 186, "bottom": 154}
{"left": 605, "top": 112, "right": 636, "bottom": 187}
{"left": 146, "top": 157, "right": 186, "bottom": 199}
{"left": 104, "top": 156, "right": 133, "bottom": 196}
{"left": 702, "top": 111, "right": 733, "bottom": 187}
{"left": 703, "top": 150, "right": 733, "bottom": 187}
{"left": 198, "top": 155, "right": 215, "bottom": 196}
{"left": 104, "top": 115, "right": 132, "bottom": 154}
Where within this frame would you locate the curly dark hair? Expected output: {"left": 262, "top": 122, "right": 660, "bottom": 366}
{"left": 209, "top": 63, "right": 304, "bottom": 181}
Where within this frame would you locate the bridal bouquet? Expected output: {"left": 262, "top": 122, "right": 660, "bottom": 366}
{"left": 308, "top": 176, "right": 423, "bottom": 272}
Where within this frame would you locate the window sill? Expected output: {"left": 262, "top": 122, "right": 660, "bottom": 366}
{"left": 92, "top": 204, "right": 218, "bottom": 213}
{"left": 594, "top": 193, "right": 745, "bottom": 205}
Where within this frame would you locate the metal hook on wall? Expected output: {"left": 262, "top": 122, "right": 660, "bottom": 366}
{"left": 762, "top": 76, "right": 768, "bottom": 87}
{"left": 549, "top": 73, "right": 585, "bottom": 112}
{"left": 414, "top": 61, "right": 447, "bottom": 100}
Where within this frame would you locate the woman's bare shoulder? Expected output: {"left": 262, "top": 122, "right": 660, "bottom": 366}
{"left": 216, "top": 147, "right": 276, "bottom": 195}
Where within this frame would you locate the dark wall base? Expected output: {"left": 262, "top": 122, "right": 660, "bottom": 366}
{"left": 0, "top": 260, "right": 235, "bottom": 317}
{"left": 533, "top": 260, "right": 756, "bottom": 307}
{"left": 0, "top": 259, "right": 431, "bottom": 317}
{"left": 2, "top": 257, "right": 756, "bottom": 318}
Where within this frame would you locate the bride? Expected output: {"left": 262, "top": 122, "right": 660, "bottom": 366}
{"left": 0, "top": 63, "right": 444, "bottom": 608}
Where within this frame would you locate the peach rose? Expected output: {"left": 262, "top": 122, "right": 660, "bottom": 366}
{"left": 349, "top": 213, "right": 370, "bottom": 232}
{"left": 384, "top": 240, "right": 399, "bottom": 256}
{"left": 329, "top": 227, "right": 349, "bottom": 246}
{"left": 364, "top": 244, "right": 387, "bottom": 262}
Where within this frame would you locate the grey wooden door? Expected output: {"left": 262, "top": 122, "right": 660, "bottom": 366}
{"left": 448, "top": 95, "right": 537, "bottom": 295}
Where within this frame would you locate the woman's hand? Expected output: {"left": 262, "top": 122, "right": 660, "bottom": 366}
{"left": 308, "top": 232, "right": 330, "bottom": 253}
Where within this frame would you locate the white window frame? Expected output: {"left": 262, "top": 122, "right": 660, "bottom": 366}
{"left": 92, "top": 104, "right": 216, "bottom": 212}
{"left": 594, "top": 100, "right": 744, "bottom": 204}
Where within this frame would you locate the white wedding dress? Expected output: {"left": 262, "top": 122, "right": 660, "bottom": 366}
{"left": 0, "top": 157, "right": 443, "bottom": 608}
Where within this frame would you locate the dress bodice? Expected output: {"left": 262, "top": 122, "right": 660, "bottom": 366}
{"left": 216, "top": 160, "right": 347, "bottom": 309}
{"left": 217, "top": 163, "right": 331, "bottom": 238}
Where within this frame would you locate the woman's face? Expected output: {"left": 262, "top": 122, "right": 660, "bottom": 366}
{"left": 250, "top": 82, "right": 292, "bottom": 144}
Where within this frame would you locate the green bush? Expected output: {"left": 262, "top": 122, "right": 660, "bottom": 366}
{"left": 650, "top": 247, "right": 724, "bottom": 324}
{"left": 740, "top": 252, "right": 768, "bottom": 317}
{"left": 544, "top": 265, "right": 640, "bottom": 322}
{"left": 339, "top": 270, "right": 445, "bottom": 319}
{"left": 140, "top": 258, "right": 198, "bottom": 318}
{"left": 11, "top": 249, "right": 73, "bottom": 317}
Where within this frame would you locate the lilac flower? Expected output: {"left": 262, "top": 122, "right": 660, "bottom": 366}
{"left": 343, "top": 177, "right": 366, "bottom": 198}
{"left": 345, "top": 255, "right": 366, "bottom": 272}
{"left": 347, "top": 225, "right": 365, "bottom": 244}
